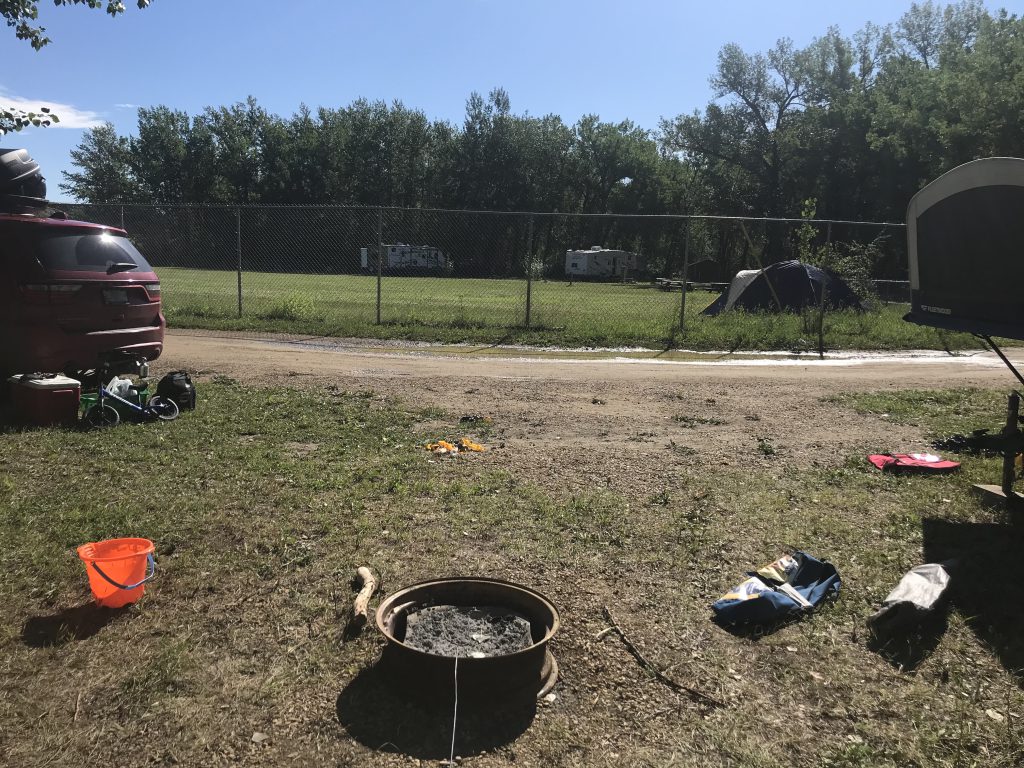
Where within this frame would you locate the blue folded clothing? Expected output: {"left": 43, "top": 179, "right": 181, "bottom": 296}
{"left": 712, "top": 551, "right": 841, "bottom": 627}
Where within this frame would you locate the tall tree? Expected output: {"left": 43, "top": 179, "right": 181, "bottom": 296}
{"left": 572, "top": 116, "right": 657, "bottom": 213}
{"left": 59, "top": 122, "right": 141, "bottom": 201}
{"left": 198, "top": 97, "right": 281, "bottom": 204}
{"left": 895, "top": 1, "right": 947, "bottom": 67}
{"left": 660, "top": 37, "right": 809, "bottom": 231}
{"left": 129, "top": 106, "right": 192, "bottom": 203}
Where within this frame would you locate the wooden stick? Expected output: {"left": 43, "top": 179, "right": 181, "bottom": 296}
{"left": 353, "top": 566, "right": 378, "bottom": 621}
{"left": 345, "top": 566, "right": 378, "bottom": 637}
{"left": 601, "top": 606, "right": 724, "bottom": 709}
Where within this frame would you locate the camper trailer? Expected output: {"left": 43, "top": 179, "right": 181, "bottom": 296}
{"left": 361, "top": 244, "right": 449, "bottom": 273}
{"left": 564, "top": 246, "right": 642, "bottom": 279}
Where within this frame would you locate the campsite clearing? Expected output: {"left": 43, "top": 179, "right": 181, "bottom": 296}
{"left": 1, "top": 333, "right": 1022, "bottom": 767}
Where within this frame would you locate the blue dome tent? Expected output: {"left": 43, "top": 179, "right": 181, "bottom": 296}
{"left": 702, "top": 260, "right": 863, "bottom": 316}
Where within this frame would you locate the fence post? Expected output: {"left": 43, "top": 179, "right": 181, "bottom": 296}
{"left": 376, "top": 207, "right": 383, "bottom": 325}
{"left": 817, "top": 221, "right": 832, "bottom": 359}
{"left": 525, "top": 215, "right": 534, "bottom": 329}
{"left": 679, "top": 219, "right": 690, "bottom": 335}
{"left": 119, "top": 204, "right": 124, "bottom": 230}
{"left": 236, "top": 206, "right": 243, "bottom": 318}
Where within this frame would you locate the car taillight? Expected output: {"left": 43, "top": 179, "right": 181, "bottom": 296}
{"left": 144, "top": 282, "right": 161, "bottom": 298}
{"left": 20, "top": 283, "right": 82, "bottom": 304}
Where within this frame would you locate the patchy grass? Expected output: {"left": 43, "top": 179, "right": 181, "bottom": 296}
{"left": 826, "top": 388, "right": 1011, "bottom": 437}
{"left": 0, "top": 383, "right": 1021, "bottom": 766}
{"left": 157, "top": 267, "right": 988, "bottom": 351}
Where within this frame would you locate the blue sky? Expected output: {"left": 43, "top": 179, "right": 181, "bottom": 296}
{"left": 3, "top": 0, "right": 1023, "bottom": 201}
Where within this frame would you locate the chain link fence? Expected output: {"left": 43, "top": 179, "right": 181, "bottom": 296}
{"left": 54, "top": 202, "right": 953, "bottom": 351}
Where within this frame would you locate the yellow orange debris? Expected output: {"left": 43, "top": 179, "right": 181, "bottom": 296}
{"left": 426, "top": 440, "right": 458, "bottom": 454}
{"left": 425, "top": 437, "right": 487, "bottom": 455}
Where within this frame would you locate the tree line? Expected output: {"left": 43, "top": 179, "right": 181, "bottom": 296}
{"left": 60, "top": 91, "right": 678, "bottom": 215}
{"left": 63, "top": 2, "right": 1024, "bottom": 220}
{"left": 58, "top": 2, "right": 1024, "bottom": 279}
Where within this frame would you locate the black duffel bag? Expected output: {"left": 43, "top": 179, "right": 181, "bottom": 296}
{"left": 155, "top": 370, "right": 196, "bottom": 411}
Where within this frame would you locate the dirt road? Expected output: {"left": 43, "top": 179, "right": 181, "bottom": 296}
{"left": 160, "top": 330, "right": 1020, "bottom": 499}
{"left": 162, "top": 329, "right": 1018, "bottom": 387}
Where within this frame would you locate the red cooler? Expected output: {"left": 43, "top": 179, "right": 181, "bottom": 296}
{"left": 8, "top": 374, "right": 81, "bottom": 427}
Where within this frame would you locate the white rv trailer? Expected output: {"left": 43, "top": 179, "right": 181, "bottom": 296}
{"left": 361, "top": 243, "right": 449, "bottom": 272}
{"left": 564, "top": 246, "right": 641, "bottom": 279}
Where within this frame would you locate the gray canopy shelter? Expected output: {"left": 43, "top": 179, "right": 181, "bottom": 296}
{"left": 906, "top": 157, "right": 1024, "bottom": 505}
{"left": 906, "top": 156, "right": 1024, "bottom": 341}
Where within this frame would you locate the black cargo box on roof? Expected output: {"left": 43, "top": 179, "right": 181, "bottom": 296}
{"left": 0, "top": 147, "right": 47, "bottom": 212}
{"left": 905, "top": 157, "right": 1024, "bottom": 341}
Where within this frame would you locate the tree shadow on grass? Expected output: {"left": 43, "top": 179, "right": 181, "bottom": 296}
{"left": 22, "top": 603, "right": 131, "bottom": 648}
{"left": 921, "top": 516, "right": 1024, "bottom": 682}
{"left": 336, "top": 664, "right": 536, "bottom": 760}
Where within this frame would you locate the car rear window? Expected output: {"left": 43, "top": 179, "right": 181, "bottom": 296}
{"left": 33, "top": 230, "right": 154, "bottom": 274}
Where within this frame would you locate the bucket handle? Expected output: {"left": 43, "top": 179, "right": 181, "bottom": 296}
{"left": 89, "top": 553, "right": 157, "bottom": 591}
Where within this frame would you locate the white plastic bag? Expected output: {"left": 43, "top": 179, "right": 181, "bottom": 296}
{"left": 107, "top": 376, "right": 133, "bottom": 397}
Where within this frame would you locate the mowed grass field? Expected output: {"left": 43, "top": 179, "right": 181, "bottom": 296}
{"left": 157, "top": 267, "right": 979, "bottom": 350}
{"left": 0, "top": 382, "right": 1022, "bottom": 766}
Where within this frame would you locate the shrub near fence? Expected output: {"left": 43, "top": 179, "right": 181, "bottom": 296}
{"left": 56, "top": 203, "right": 979, "bottom": 351}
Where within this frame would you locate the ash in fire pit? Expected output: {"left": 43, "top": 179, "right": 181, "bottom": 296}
{"left": 403, "top": 605, "right": 533, "bottom": 658}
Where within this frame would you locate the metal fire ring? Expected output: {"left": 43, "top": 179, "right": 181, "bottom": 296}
{"left": 375, "top": 577, "right": 560, "bottom": 704}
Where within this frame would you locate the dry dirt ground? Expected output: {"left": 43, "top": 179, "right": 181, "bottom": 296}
{"left": 160, "top": 330, "right": 1020, "bottom": 500}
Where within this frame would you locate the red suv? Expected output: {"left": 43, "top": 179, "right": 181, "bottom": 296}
{"left": 0, "top": 149, "right": 164, "bottom": 378}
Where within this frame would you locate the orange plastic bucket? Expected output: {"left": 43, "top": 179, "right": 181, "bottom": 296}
{"left": 77, "top": 538, "right": 156, "bottom": 608}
